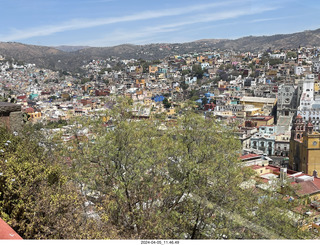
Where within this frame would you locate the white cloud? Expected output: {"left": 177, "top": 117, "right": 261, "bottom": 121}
{"left": 250, "top": 16, "right": 294, "bottom": 23}
{"left": 0, "top": 0, "right": 251, "bottom": 41}
{"left": 80, "top": 5, "right": 279, "bottom": 46}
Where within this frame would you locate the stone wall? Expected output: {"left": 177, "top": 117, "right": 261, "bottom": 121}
{"left": 0, "top": 102, "right": 23, "bottom": 132}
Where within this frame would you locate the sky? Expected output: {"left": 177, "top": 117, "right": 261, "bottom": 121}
{"left": 0, "top": 0, "right": 320, "bottom": 47}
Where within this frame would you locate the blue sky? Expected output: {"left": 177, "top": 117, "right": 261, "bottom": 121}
{"left": 0, "top": 0, "right": 319, "bottom": 47}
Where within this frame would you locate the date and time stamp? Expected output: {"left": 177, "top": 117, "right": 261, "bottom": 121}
{"left": 141, "top": 241, "right": 180, "bottom": 245}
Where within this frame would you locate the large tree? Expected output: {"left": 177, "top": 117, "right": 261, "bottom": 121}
{"left": 0, "top": 98, "right": 313, "bottom": 239}
{"left": 0, "top": 127, "right": 117, "bottom": 239}
{"left": 61, "top": 99, "right": 311, "bottom": 239}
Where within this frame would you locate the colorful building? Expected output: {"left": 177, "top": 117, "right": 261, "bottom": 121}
{"left": 289, "top": 114, "right": 320, "bottom": 176}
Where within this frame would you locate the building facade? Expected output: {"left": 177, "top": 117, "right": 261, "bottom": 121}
{"left": 289, "top": 115, "right": 320, "bottom": 176}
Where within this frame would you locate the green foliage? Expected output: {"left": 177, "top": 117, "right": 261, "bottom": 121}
{"left": 0, "top": 127, "right": 114, "bottom": 239}
{"left": 269, "top": 59, "right": 284, "bottom": 66}
{"left": 102, "top": 79, "right": 109, "bottom": 85}
{"left": 44, "top": 120, "right": 68, "bottom": 129}
{"left": 287, "top": 51, "right": 297, "bottom": 59}
{"left": 98, "top": 68, "right": 110, "bottom": 75}
{"left": 180, "top": 81, "right": 189, "bottom": 91}
{"left": 181, "top": 70, "right": 191, "bottom": 76}
{"left": 48, "top": 95, "right": 58, "bottom": 101}
{"left": 192, "top": 64, "right": 204, "bottom": 79}
{"left": 58, "top": 101, "right": 311, "bottom": 239}
{"left": 0, "top": 98, "right": 314, "bottom": 239}
{"left": 201, "top": 97, "right": 208, "bottom": 105}
{"left": 80, "top": 78, "right": 90, "bottom": 84}
{"left": 163, "top": 97, "right": 171, "bottom": 109}
{"left": 0, "top": 96, "right": 6, "bottom": 102}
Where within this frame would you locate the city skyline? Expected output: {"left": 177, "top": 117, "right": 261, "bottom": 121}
{"left": 0, "top": 0, "right": 319, "bottom": 47}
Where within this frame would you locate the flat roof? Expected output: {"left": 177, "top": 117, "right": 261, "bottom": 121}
{"left": 241, "top": 96, "right": 276, "bottom": 104}
{"left": 260, "top": 173, "right": 278, "bottom": 180}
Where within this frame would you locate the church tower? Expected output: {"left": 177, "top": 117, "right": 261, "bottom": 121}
{"left": 305, "top": 117, "right": 314, "bottom": 135}
{"left": 291, "top": 114, "right": 305, "bottom": 141}
{"left": 290, "top": 114, "right": 320, "bottom": 175}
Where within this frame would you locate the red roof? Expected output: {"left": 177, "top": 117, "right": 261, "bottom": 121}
{"left": 24, "top": 107, "right": 34, "bottom": 113}
{"left": 252, "top": 116, "right": 273, "bottom": 121}
{"left": 17, "top": 95, "right": 27, "bottom": 100}
{"left": 0, "top": 218, "right": 22, "bottom": 240}
{"left": 265, "top": 165, "right": 279, "bottom": 171}
{"left": 307, "top": 121, "right": 313, "bottom": 127}
{"left": 240, "top": 153, "right": 260, "bottom": 160}
{"left": 313, "top": 177, "right": 320, "bottom": 189}
{"left": 292, "top": 181, "right": 320, "bottom": 196}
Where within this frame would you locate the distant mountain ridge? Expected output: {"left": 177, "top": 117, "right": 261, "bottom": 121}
{"left": 54, "top": 45, "right": 91, "bottom": 52}
{"left": 1, "top": 28, "right": 320, "bottom": 72}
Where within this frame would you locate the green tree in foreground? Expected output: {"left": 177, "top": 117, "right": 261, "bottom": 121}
{"left": 61, "top": 99, "right": 310, "bottom": 239}
{"left": 0, "top": 127, "right": 117, "bottom": 239}
{"left": 0, "top": 98, "right": 314, "bottom": 239}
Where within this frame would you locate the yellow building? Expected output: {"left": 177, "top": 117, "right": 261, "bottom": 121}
{"left": 158, "top": 73, "right": 165, "bottom": 79}
{"left": 136, "top": 79, "right": 146, "bottom": 88}
{"left": 267, "top": 70, "right": 278, "bottom": 76}
{"left": 135, "top": 66, "right": 143, "bottom": 74}
{"left": 197, "top": 56, "right": 206, "bottom": 62}
{"left": 28, "top": 111, "right": 42, "bottom": 122}
{"left": 144, "top": 98, "right": 152, "bottom": 106}
{"left": 249, "top": 116, "right": 274, "bottom": 127}
{"left": 166, "top": 107, "right": 176, "bottom": 116}
{"left": 149, "top": 65, "right": 158, "bottom": 74}
{"left": 289, "top": 115, "right": 320, "bottom": 176}
{"left": 241, "top": 105, "right": 263, "bottom": 117}
{"left": 240, "top": 96, "right": 277, "bottom": 110}
{"left": 314, "top": 81, "right": 320, "bottom": 93}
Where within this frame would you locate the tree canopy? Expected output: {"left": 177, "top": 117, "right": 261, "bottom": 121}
{"left": 0, "top": 99, "right": 314, "bottom": 239}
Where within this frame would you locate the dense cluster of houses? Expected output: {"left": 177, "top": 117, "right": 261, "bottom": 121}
{"left": 2, "top": 46, "right": 320, "bottom": 235}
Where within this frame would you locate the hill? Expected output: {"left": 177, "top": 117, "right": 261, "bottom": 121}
{"left": 1, "top": 28, "right": 320, "bottom": 72}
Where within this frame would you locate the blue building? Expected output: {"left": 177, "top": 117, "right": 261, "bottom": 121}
{"left": 152, "top": 95, "right": 165, "bottom": 102}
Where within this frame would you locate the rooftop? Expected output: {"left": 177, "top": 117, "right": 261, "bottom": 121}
{"left": 0, "top": 218, "right": 22, "bottom": 240}
{"left": 241, "top": 96, "right": 276, "bottom": 104}
{"left": 240, "top": 153, "right": 264, "bottom": 161}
